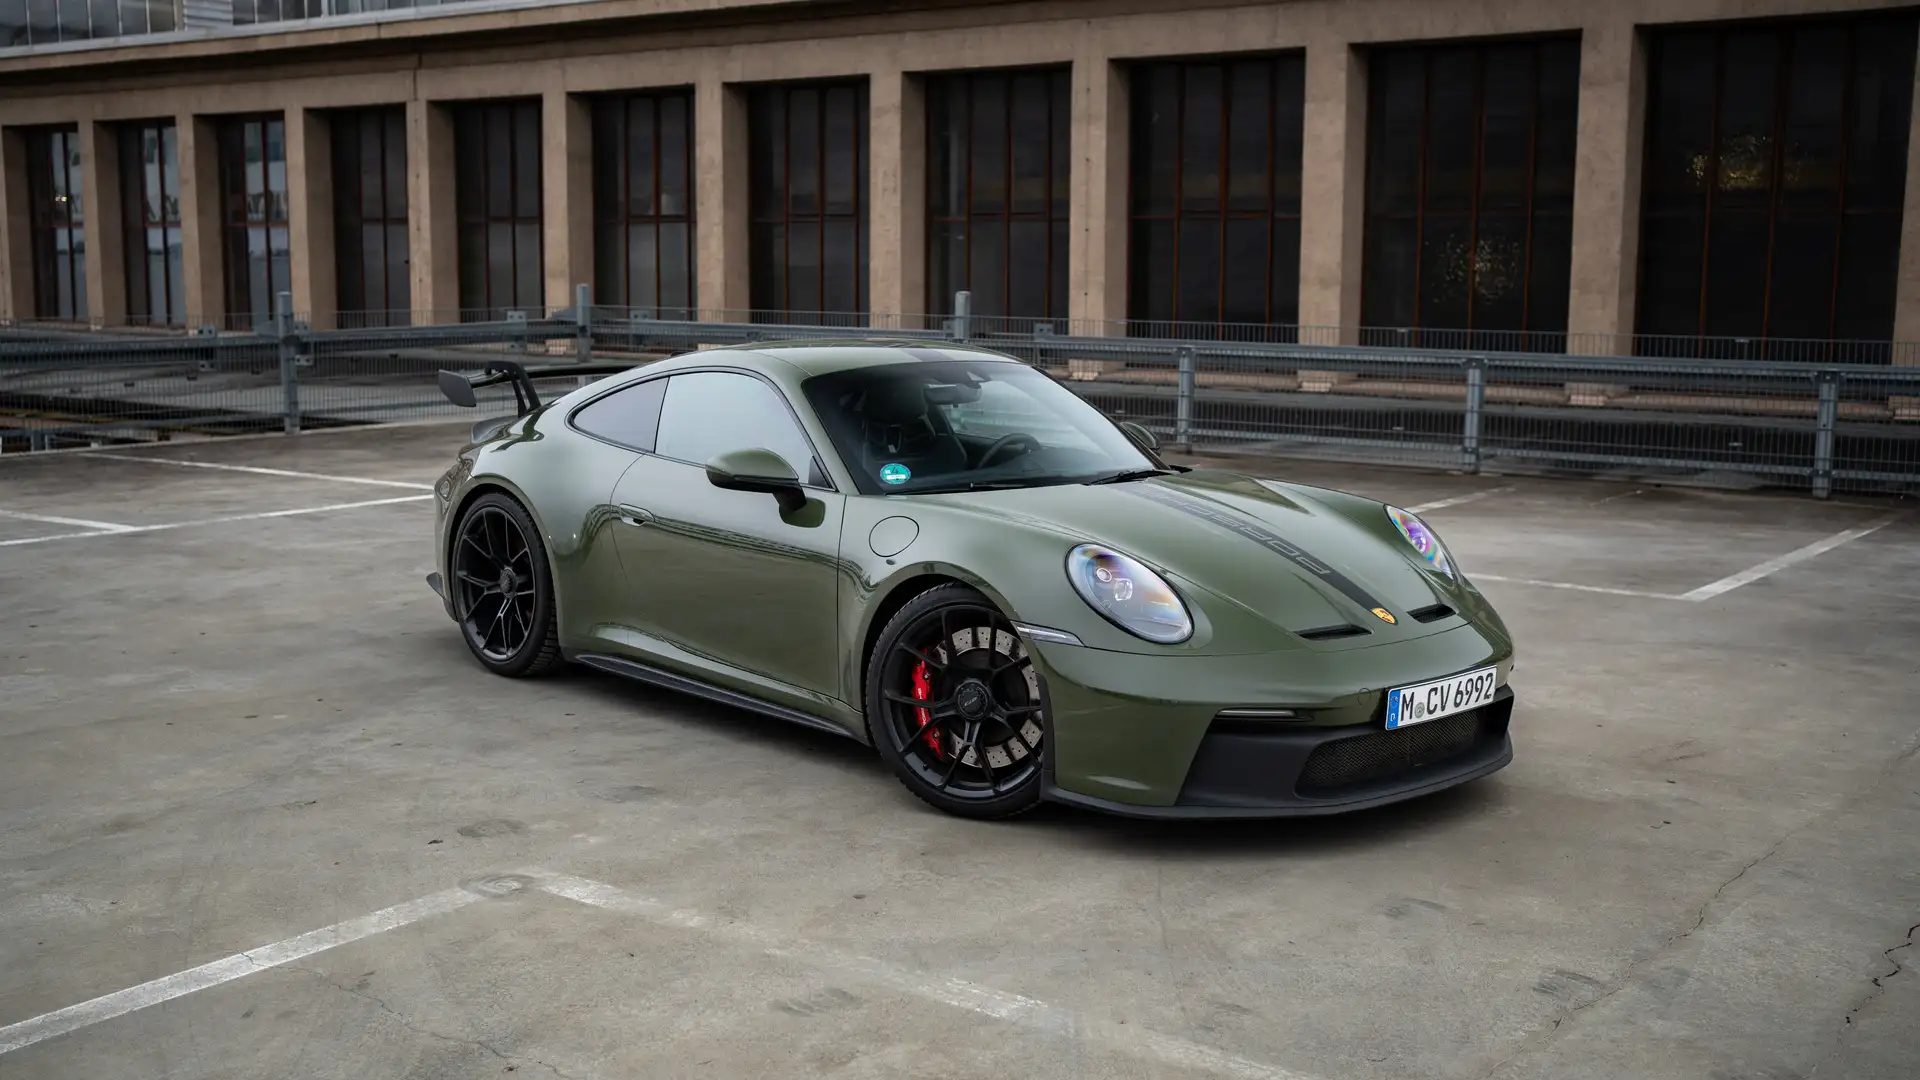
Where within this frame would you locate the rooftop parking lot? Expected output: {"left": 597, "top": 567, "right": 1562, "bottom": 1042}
{"left": 1, "top": 424, "right": 1916, "bottom": 1080}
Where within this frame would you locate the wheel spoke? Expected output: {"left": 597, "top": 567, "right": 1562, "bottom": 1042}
{"left": 1000, "top": 703, "right": 1043, "bottom": 717}
{"left": 990, "top": 653, "right": 1029, "bottom": 677}
{"left": 883, "top": 689, "right": 953, "bottom": 711}
{"left": 483, "top": 593, "right": 512, "bottom": 653}
{"left": 970, "top": 724, "right": 1000, "bottom": 793}
{"left": 902, "top": 713, "right": 948, "bottom": 752}
{"left": 936, "top": 740, "right": 967, "bottom": 791}
{"left": 896, "top": 643, "right": 947, "bottom": 672}
{"left": 457, "top": 569, "right": 494, "bottom": 589}
{"left": 461, "top": 532, "right": 495, "bottom": 567}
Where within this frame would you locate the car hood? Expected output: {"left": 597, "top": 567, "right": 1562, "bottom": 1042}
{"left": 920, "top": 469, "right": 1468, "bottom": 645}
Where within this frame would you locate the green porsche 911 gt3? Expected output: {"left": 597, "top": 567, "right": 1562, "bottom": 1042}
{"left": 427, "top": 341, "right": 1516, "bottom": 820}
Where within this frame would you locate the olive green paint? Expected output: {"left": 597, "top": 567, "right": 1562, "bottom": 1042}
{"left": 434, "top": 343, "right": 1515, "bottom": 809}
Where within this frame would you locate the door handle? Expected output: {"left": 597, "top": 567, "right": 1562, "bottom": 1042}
{"left": 617, "top": 504, "right": 653, "bottom": 527}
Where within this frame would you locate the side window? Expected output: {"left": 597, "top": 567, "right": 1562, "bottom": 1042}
{"left": 654, "top": 372, "right": 825, "bottom": 485}
{"left": 571, "top": 377, "right": 668, "bottom": 451}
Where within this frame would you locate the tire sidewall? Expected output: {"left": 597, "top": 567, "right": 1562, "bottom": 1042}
{"left": 865, "top": 583, "right": 1044, "bottom": 819}
{"left": 452, "top": 492, "right": 558, "bottom": 677}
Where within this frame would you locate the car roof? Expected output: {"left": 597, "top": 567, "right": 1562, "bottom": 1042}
{"left": 659, "top": 340, "right": 1025, "bottom": 378}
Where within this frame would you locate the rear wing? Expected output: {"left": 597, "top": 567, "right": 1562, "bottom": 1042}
{"left": 436, "top": 360, "right": 639, "bottom": 417}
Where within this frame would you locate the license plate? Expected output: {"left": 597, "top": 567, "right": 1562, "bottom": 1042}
{"left": 1384, "top": 666, "right": 1500, "bottom": 730}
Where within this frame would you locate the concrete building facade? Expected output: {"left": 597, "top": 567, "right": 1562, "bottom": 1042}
{"left": 0, "top": 0, "right": 1917, "bottom": 359}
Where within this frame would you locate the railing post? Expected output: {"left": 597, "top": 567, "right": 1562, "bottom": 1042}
{"left": 507, "top": 309, "right": 528, "bottom": 355}
{"left": 1462, "top": 356, "right": 1486, "bottom": 475}
{"left": 951, "top": 291, "right": 971, "bottom": 342}
{"left": 1175, "top": 346, "right": 1196, "bottom": 451}
{"left": 1812, "top": 370, "right": 1840, "bottom": 499}
{"left": 575, "top": 283, "right": 593, "bottom": 361}
{"left": 275, "top": 291, "right": 301, "bottom": 435}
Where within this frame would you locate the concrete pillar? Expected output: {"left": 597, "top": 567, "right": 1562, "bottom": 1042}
{"left": 543, "top": 89, "right": 593, "bottom": 314}
{"left": 1566, "top": 19, "right": 1647, "bottom": 357}
{"left": 1893, "top": 39, "right": 1920, "bottom": 360}
{"left": 79, "top": 121, "right": 127, "bottom": 326}
{"left": 0, "top": 128, "right": 32, "bottom": 322}
{"left": 1068, "top": 51, "right": 1128, "bottom": 332}
{"left": 285, "top": 107, "right": 335, "bottom": 329}
{"left": 1298, "top": 39, "right": 1367, "bottom": 346}
{"left": 869, "top": 68, "right": 926, "bottom": 326}
{"left": 407, "top": 98, "right": 459, "bottom": 319}
{"left": 694, "top": 76, "right": 749, "bottom": 320}
{"left": 176, "top": 114, "right": 225, "bottom": 328}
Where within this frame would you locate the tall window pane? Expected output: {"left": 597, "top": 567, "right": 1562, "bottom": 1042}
{"left": 331, "top": 105, "right": 410, "bottom": 327}
{"left": 25, "top": 127, "right": 87, "bottom": 321}
{"left": 453, "top": 99, "right": 543, "bottom": 319}
{"left": 1636, "top": 11, "right": 1919, "bottom": 359}
{"left": 591, "top": 89, "right": 696, "bottom": 317}
{"left": 1360, "top": 37, "right": 1581, "bottom": 353}
{"left": 217, "top": 114, "right": 290, "bottom": 330}
{"left": 119, "top": 119, "right": 182, "bottom": 326}
{"left": 1127, "top": 54, "right": 1304, "bottom": 338}
{"left": 748, "top": 79, "right": 868, "bottom": 324}
{"left": 925, "top": 67, "right": 1070, "bottom": 326}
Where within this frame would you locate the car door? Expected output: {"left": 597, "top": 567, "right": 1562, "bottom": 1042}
{"left": 607, "top": 369, "right": 847, "bottom": 713}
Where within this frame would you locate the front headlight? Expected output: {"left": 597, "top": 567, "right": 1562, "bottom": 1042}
{"left": 1385, "top": 505, "right": 1459, "bottom": 580}
{"left": 1066, "top": 544, "right": 1193, "bottom": 644}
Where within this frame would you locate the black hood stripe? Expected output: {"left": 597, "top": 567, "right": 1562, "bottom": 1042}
{"left": 1120, "top": 482, "right": 1389, "bottom": 616}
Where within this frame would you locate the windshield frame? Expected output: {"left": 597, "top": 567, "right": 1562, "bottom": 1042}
{"left": 798, "top": 357, "right": 1166, "bottom": 496}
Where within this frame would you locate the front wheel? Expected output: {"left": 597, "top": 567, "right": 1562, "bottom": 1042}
{"left": 865, "top": 584, "right": 1045, "bottom": 819}
{"left": 448, "top": 492, "right": 561, "bottom": 677}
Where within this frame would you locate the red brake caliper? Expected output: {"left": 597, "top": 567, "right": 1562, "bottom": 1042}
{"left": 911, "top": 660, "right": 945, "bottom": 759}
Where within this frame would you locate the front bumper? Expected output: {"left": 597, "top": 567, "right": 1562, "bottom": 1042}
{"left": 1028, "top": 621, "right": 1515, "bottom": 818}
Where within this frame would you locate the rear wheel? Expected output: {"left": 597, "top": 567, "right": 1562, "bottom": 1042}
{"left": 449, "top": 492, "right": 560, "bottom": 677}
{"left": 866, "top": 584, "right": 1045, "bottom": 819}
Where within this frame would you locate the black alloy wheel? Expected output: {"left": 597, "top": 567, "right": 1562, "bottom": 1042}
{"left": 450, "top": 492, "right": 560, "bottom": 677}
{"left": 867, "top": 584, "right": 1045, "bottom": 819}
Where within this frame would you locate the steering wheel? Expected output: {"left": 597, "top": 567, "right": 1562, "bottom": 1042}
{"left": 977, "top": 432, "right": 1042, "bottom": 469}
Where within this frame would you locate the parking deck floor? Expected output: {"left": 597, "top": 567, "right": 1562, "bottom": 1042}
{"left": 1, "top": 425, "right": 1916, "bottom": 1080}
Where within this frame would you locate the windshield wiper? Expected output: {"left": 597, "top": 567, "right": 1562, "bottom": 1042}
{"left": 1083, "top": 468, "right": 1173, "bottom": 486}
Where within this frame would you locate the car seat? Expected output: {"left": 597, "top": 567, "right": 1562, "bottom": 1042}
{"left": 857, "top": 379, "right": 969, "bottom": 480}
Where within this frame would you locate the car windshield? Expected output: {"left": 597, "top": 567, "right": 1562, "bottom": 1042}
{"left": 800, "top": 358, "right": 1162, "bottom": 495}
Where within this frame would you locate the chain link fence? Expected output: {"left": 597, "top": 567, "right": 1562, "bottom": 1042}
{"left": 5, "top": 288, "right": 1918, "bottom": 499}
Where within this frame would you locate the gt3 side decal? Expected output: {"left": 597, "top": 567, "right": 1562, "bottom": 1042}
{"left": 1121, "top": 482, "right": 1390, "bottom": 617}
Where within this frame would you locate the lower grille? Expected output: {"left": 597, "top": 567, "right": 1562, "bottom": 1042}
{"left": 1297, "top": 710, "right": 1487, "bottom": 795}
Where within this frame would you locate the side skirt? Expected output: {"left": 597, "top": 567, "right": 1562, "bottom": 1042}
{"left": 573, "top": 653, "right": 865, "bottom": 745}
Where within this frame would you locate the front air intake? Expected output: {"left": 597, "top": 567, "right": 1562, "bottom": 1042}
{"left": 1407, "top": 603, "right": 1456, "bottom": 623}
{"left": 1296, "top": 623, "right": 1371, "bottom": 641}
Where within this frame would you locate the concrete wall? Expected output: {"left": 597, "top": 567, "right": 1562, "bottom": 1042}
{"left": 0, "top": 0, "right": 1915, "bottom": 355}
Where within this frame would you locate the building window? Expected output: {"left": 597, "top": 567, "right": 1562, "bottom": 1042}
{"left": 1360, "top": 38, "right": 1581, "bottom": 352}
{"left": 219, "top": 114, "right": 290, "bottom": 329}
{"left": 1128, "top": 55, "right": 1305, "bottom": 337}
{"left": 119, "top": 119, "right": 184, "bottom": 326}
{"left": 0, "top": 0, "right": 176, "bottom": 48}
{"left": 331, "top": 106, "right": 410, "bottom": 326}
{"left": 748, "top": 80, "right": 868, "bottom": 323}
{"left": 454, "top": 99, "right": 544, "bottom": 319}
{"left": 24, "top": 127, "right": 86, "bottom": 322}
{"left": 1636, "top": 12, "right": 1919, "bottom": 357}
{"left": 592, "top": 90, "right": 695, "bottom": 316}
{"left": 926, "top": 67, "right": 1070, "bottom": 324}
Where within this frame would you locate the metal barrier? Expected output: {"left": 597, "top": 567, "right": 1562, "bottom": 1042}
{"left": 5, "top": 288, "right": 1919, "bottom": 499}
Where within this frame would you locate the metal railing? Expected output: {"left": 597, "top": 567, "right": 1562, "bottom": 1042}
{"left": 4, "top": 287, "right": 1918, "bottom": 500}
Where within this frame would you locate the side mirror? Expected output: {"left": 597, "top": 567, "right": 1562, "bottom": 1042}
{"left": 1118, "top": 420, "right": 1159, "bottom": 452}
{"left": 706, "top": 447, "right": 807, "bottom": 514}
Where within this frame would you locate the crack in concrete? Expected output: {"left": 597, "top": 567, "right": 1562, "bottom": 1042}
{"left": 268, "top": 959, "right": 586, "bottom": 1080}
{"left": 1810, "top": 920, "right": 1920, "bottom": 1079}
{"left": 1476, "top": 836, "right": 1789, "bottom": 1080}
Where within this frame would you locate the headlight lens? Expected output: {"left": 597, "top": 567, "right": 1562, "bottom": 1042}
{"left": 1385, "top": 505, "right": 1458, "bottom": 579}
{"left": 1066, "top": 544, "right": 1193, "bottom": 644}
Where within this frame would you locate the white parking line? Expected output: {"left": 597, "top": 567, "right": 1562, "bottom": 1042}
{"left": 0, "top": 494, "right": 432, "bottom": 547}
{"left": 1675, "top": 512, "right": 1902, "bottom": 602}
{"left": 1468, "top": 574, "right": 1680, "bottom": 600}
{"left": 0, "top": 887, "right": 484, "bottom": 1056}
{"left": 77, "top": 452, "right": 434, "bottom": 491}
{"left": 0, "top": 508, "right": 135, "bottom": 533}
{"left": 1407, "top": 486, "right": 1516, "bottom": 514}
{"left": 527, "top": 870, "right": 1318, "bottom": 1080}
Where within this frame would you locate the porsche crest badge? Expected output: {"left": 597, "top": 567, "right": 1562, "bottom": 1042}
{"left": 1371, "top": 607, "right": 1397, "bottom": 624}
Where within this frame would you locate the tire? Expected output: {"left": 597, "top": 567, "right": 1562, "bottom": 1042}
{"left": 448, "top": 491, "right": 562, "bottom": 678}
{"left": 865, "top": 583, "right": 1045, "bottom": 820}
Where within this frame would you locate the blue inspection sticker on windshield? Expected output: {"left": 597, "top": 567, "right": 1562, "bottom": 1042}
{"left": 879, "top": 463, "right": 912, "bottom": 486}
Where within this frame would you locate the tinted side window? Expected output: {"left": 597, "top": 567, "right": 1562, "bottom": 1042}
{"left": 572, "top": 377, "right": 669, "bottom": 451}
{"left": 655, "top": 371, "right": 824, "bottom": 485}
